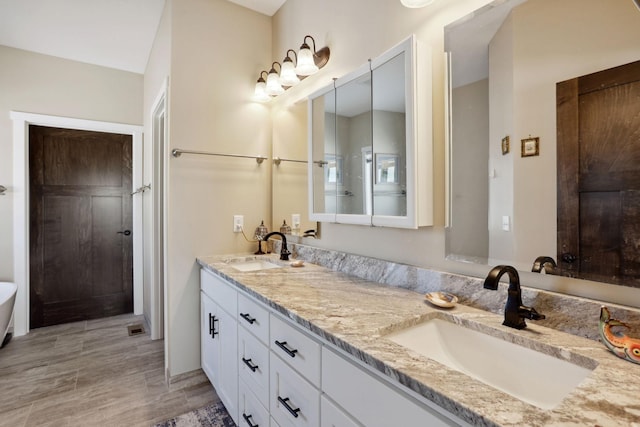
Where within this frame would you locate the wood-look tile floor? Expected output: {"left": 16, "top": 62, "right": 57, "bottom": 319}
{"left": 0, "top": 314, "right": 217, "bottom": 427}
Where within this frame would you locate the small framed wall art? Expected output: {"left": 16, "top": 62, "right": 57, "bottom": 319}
{"left": 521, "top": 136, "right": 540, "bottom": 157}
{"left": 501, "top": 136, "right": 510, "bottom": 155}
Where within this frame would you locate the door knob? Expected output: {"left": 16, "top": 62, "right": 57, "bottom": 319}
{"left": 117, "top": 230, "right": 132, "bottom": 236}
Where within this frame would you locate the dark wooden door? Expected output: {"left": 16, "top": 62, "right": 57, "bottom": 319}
{"left": 557, "top": 60, "right": 640, "bottom": 287}
{"left": 29, "top": 125, "right": 133, "bottom": 328}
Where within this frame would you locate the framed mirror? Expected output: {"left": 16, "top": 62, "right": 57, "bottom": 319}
{"left": 309, "top": 35, "right": 432, "bottom": 228}
{"left": 445, "top": 0, "right": 640, "bottom": 288}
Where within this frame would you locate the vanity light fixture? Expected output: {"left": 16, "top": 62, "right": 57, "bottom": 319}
{"left": 400, "top": 0, "right": 434, "bottom": 8}
{"left": 265, "top": 62, "right": 285, "bottom": 96}
{"left": 279, "top": 49, "right": 301, "bottom": 87}
{"left": 295, "top": 35, "right": 330, "bottom": 76}
{"left": 253, "top": 70, "right": 271, "bottom": 103}
{"left": 252, "top": 35, "right": 330, "bottom": 102}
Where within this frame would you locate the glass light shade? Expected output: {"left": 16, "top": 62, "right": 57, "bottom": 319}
{"left": 253, "top": 80, "right": 271, "bottom": 102}
{"left": 265, "top": 70, "right": 285, "bottom": 96}
{"left": 295, "top": 46, "right": 319, "bottom": 76}
{"left": 279, "top": 60, "right": 300, "bottom": 86}
{"left": 400, "top": 0, "right": 434, "bottom": 7}
{"left": 254, "top": 220, "right": 269, "bottom": 240}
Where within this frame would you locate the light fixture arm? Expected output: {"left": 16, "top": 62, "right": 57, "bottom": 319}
{"left": 257, "top": 70, "right": 268, "bottom": 83}
{"left": 285, "top": 49, "right": 297, "bottom": 64}
{"left": 302, "top": 35, "right": 316, "bottom": 52}
{"left": 270, "top": 62, "right": 282, "bottom": 73}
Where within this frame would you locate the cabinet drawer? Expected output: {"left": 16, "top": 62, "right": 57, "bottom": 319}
{"left": 270, "top": 315, "right": 321, "bottom": 386}
{"left": 320, "top": 396, "right": 360, "bottom": 427}
{"left": 239, "top": 379, "right": 270, "bottom": 427}
{"left": 322, "top": 347, "right": 459, "bottom": 427}
{"left": 238, "top": 293, "right": 270, "bottom": 344}
{"left": 270, "top": 354, "right": 320, "bottom": 427}
{"left": 239, "top": 326, "right": 270, "bottom": 407}
{"left": 201, "top": 269, "right": 237, "bottom": 316}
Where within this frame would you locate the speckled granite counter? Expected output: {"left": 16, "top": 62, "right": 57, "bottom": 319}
{"left": 197, "top": 250, "right": 640, "bottom": 427}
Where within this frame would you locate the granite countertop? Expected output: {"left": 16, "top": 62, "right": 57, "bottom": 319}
{"left": 197, "top": 253, "right": 640, "bottom": 427}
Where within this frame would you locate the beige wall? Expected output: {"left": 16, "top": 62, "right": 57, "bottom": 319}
{"left": 449, "top": 79, "right": 489, "bottom": 259}
{"left": 158, "top": 0, "right": 272, "bottom": 376}
{"left": 0, "top": 45, "right": 143, "bottom": 282}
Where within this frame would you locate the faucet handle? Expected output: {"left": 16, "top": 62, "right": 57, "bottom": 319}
{"left": 519, "top": 306, "right": 546, "bottom": 321}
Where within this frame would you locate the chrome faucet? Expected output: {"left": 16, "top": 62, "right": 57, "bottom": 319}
{"left": 483, "top": 265, "right": 546, "bottom": 330}
{"left": 263, "top": 231, "right": 291, "bottom": 261}
{"left": 531, "top": 256, "right": 557, "bottom": 274}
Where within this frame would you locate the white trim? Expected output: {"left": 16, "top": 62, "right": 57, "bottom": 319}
{"left": 10, "top": 111, "right": 144, "bottom": 336}
{"left": 149, "top": 78, "right": 168, "bottom": 340}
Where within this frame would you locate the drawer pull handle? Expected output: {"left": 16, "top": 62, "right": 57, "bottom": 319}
{"left": 242, "top": 413, "right": 259, "bottom": 427}
{"left": 242, "top": 357, "right": 259, "bottom": 372}
{"left": 240, "top": 312, "right": 256, "bottom": 324}
{"left": 274, "top": 340, "right": 298, "bottom": 358}
{"left": 277, "top": 396, "right": 301, "bottom": 418}
{"left": 208, "top": 314, "right": 219, "bottom": 338}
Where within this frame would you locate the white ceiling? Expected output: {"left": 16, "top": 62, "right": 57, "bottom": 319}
{"left": 0, "top": 0, "right": 285, "bottom": 74}
{"left": 226, "top": 0, "right": 286, "bottom": 16}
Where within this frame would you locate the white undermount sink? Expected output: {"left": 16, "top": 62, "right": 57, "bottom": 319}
{"left": 229, "top": 260, "right": 282, "bottom": 272}
{"left": 385, "top": 315, "right": 594, "bottom": 409}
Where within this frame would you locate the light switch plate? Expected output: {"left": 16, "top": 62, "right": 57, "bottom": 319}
{"left": 502, "top": 215, "right": 510, "bottom": 231}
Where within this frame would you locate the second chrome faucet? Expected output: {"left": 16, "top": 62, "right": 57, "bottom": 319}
{"left": 484, "top": 265, "right": 546, "bottom": 330}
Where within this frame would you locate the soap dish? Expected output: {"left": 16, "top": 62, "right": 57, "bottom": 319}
{"left": 425, "top": 292, "right": 458, "bottom": 308}
{"left": 290, "top": 260, "right": 305, "bottom": 268}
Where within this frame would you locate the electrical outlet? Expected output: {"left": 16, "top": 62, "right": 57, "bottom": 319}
{"left": 291, "top": 213, "right": 301, "bottom": 229}
{"left": 233, "top": 215, "right": 243, "bottom": 232}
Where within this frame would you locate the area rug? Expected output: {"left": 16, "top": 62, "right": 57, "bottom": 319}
{"left": 154, "top": 401, "right": 236, "bottom": 427}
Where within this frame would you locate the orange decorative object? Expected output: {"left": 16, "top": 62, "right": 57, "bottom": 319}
{"left": 599, "top": 306, "right": 640, "bottom": 365}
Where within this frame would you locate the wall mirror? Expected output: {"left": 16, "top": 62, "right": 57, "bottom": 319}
{"left": 445, "top": 0, "right": 640, "bottom": 288}
{"left": 335, "top": 67, "right": 372, "bottom": 220}
{"left": 309, "top": 35, "right": 432, "bottom": 228}
{"left": 272, "top": 100, "right": 319, "bottom": 238}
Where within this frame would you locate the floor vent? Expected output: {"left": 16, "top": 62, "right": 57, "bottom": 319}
{"left": 127, "top": 324, "right": 145, "bottom": 336}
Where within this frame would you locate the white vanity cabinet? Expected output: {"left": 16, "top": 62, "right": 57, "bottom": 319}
{"left": 200, "top": 269, "right": 238, "bottom": 425}
{"left": 200, "top": 267, "right": 465, "bottom": 427}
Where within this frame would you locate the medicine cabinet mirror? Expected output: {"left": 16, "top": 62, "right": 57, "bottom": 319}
{"left": 444, "top": 0, "right": 640, "bottom": 289}
{"left": 308, "top": 35, "right": 432, "bottom": 229}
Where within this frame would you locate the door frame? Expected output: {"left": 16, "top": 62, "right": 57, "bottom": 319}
{"left": 11, "top": 111, "right": 144, "bottom": 336}
{"left": 149, "top": 80, "right": 168, "bottom": 340}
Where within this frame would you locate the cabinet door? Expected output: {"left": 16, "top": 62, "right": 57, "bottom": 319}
{"left": 238, "top": 293, "right": 270, "bottom": 345}
{"left": 239, "top": 325, "right": 270, "bottom": 407}
{"left": 309, "top": 83, "right": 338, "bottom": 222}
{"left": 270, "top": 314, "right": 321, "bottom": 387}
{"left": 239, "top": 378, "right": 270, "bottom": 427}
{"left": 270, "top": 354, "right": 320, "bottom": 427}
{"left": 201, "top": 292, "right": 217, "bottom": 384}
{"left": 322, "top": 347, "right": 462, "bottom": 427}
{"left": 320, "top": 396, "right": 360, "bottom": 427}
{"left": 334, "top": 63, "right": 372, "bottom": 225}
